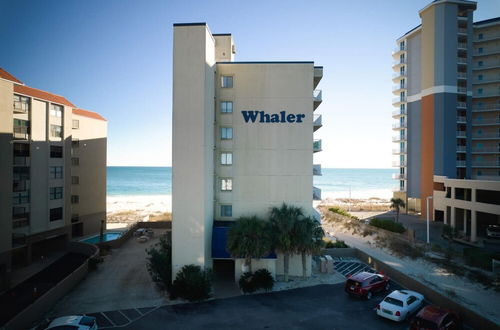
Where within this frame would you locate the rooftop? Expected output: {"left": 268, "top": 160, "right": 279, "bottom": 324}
{"left": 0, "top": 68, "right": 23, "bottom": 84}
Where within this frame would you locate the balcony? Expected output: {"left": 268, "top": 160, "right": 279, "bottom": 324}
{"left": 457, "top": 57, "right": 467, "bottom": 65}
{"left": 313, "top": 114, "right": 322, "bottom": 131}
{"left": 13, "top": 192, "right": 30, "bottom": 205}
{"left": 313, "top": 139, "right": 322, "bottom": 153}
{"left": 392, "top": 108, "right": 407, "bottom": 117}
{"left": 472, "top": 160, "right": 500, "bottom": 168}
{"left": 474, "top": 34, "right": 500, "bottom": 43}
{"left": 392, "top": 84, "right": 406, "bottom": 94}
{"left": 392, "top": 147, "right": 407, "bottom": 154}
{"left": 313, "top": 90, "right": 322, "bottom": 110}
{"left": 13, "top": 179, "right": 29, "bottom": 192}
{"left": 392, "top": 59, "right": 406, "bottom": 68}
{"left": 474, "top": 64, "right": 500, "bottom": 71}
{"left": 456, "top": 130, "right": 467, "bottom": 138}
{"left": 458, "top": 28, "right": 468, "bottom": 35}
{"left": 392, "top": 160, "right": 406, "bottom": 167}
{"left": 457, "top": 42, "right": 468, "bottom": 50}
{"left": 457, "top": 116, "right": 467, "bottom": 123}
{"left": 474, "top": 47, "right": 500, "bottom": 57}
{"left": 313, "top": 164, "right": 322, "bottom": 176}
{"left": 456, "top": 145, "right": 467, "bottom": 153}
{"left": 472, "top": 132, "right": 500, "bottom": 139}
{"left": 471, "top": 147, "right": 500, "bottom": 153}
{"left": 13, "top": 156, "right": 30, "bottom": 166}
{"left": 472, "top": 104, "right": 500, "bottom": 112}
{"left": 392, "top": 135, "right": 406, "bottom": 142}
{"left": 313, "top": 186, "right": 321, "bottom": 201}
{"left": 392, "top": 96, "right": 407, "bottom": 105}
{"left": 474, "top": 91, "right": 500, "bottom": 98}
{"left": 392, "top": 45, "right": 407, "bottom": 55}
{"left": 13, "top": 101, "right": 29, "bottom": 114}
{"left": 457, "top": 72, "right": 467, "bottom": 79}
{"left": 392, "top": 122, "right": 407, "bottom": 130}
{"left": 392, "top": 173, "right": 407, "bottom": 180}
{"left": 472, "top": 118, "right": 500, "bottom": 126}
{"left": 457, "top": 160, "right": 466, "bottom": 167}
{"left": 13, "top": 213, "right": 30, "bottom": 229}
{"left": 457, "top": 102, "right": 467, "bottom": 109}
{"left": 392, "top": 186, "right": 407, "bottom": 192}
{"left": 473, "top": 78, "right": 500, "bottom": 85}
{"left": 313, "top": 66, "right": 323, "bottom": 89}
{"left": 392, "top": 71, "right": 406, "bottom": 81}
{"left": 13, "top": 126, "right": 30, "bottom": 140}
{"left": 457, "top": 87, "right": 467, "bottom": 94}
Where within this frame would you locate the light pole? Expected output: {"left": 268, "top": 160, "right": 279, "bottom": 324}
{"left": 426, "top": 196, "right": 433, "bottom": 244}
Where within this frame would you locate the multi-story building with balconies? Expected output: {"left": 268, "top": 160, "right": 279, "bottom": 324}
{"left": 172, "top": 23, "right": 323, "bottom": 280}
{"left": 0, "top": 68, "right": 107, "bottom": 290}
{"left": 391, "top": 0, "right": 499, "bottom": 244}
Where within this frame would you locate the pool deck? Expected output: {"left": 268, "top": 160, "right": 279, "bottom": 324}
{"left": 48, "top": 228, "right": 169, "bottom": 316}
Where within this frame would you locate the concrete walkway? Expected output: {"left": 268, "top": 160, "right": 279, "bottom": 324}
{"left": 48, "top": 229, "right": 169, "bottom": 317}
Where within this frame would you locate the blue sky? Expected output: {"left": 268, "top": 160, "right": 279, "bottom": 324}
{"left": 1, "top": 0, "right": 498, "bottom": 167}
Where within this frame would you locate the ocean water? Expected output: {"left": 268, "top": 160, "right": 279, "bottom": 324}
{"left": 108, "top": 167, "right": 397, "bottom": 199}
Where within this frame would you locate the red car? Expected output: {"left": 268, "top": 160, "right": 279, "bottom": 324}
{"left": 344, "top": 271, "right": 390, "bottom": 299}
{"left": 410, "top": 305, "right": 462, "bottom": 330}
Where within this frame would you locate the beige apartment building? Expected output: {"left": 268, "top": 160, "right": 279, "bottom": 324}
{"left": 172, "top": 23, "right": 323, "bottom": 280}
{"left": 0, "top": 68, "right": 106, "bottom": 290}
{"left": 391, "top": 0, "right": 500, "bottom": 244}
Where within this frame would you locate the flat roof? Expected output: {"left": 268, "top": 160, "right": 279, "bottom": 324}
{"left": 173, "top": 22, "right": 206, "bottom": 27}
{"left": 217, "top": 61, "right": 315, "bottom": 64}
{"left": 474, "top": 17, "right": 500, "bottom": 26}
{"left": 213, "top": 33, "right": 231, "bottom": 36}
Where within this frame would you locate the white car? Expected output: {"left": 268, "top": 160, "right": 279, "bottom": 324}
{"left": 45, "top": 315, "right": 97, "bottom": 329}
{"left": 486, "top": 225, "right": 500, "bottom": 239}
{"left": 376, "top": 290, "right": 424, "bottom": 322}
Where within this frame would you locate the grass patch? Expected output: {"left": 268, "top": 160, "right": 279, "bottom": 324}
{"left": 328, "top": 207, "right": 359, "bottom": 220}
{"left": 386, "top": 237, "right": 423, "bottom": 259}
{"left": 369, "top": 218, "right": 405, "bottom": 234}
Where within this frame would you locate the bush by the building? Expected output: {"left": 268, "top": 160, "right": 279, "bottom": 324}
{"left": 369, "top": 217, "right": 406, "bottom": 233}
{"left": 146, "top": 234, "right": 172, "bottom": 291}
{"left": 239, "top": 269, "right": 274, "bottom": 293}
{"left": 324, "top": 239, "right": 349, "bottom": 248}
{"left": 463, "top": 248, "right": 500, "bottom": 272}
{"left": 171, "top": 264, "right": 212, "bottom": 301}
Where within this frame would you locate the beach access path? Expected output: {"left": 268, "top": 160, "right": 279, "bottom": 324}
{"left": 48, "top": 229, "right": 169, "bottom": 317}
{"left": 322, "top": 220, "right": 500, "bottom": 325}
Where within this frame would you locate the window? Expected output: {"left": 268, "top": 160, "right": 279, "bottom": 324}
{"left": 221, "top": 127, "right": 233, "bottom": 140}
{"left": 13, "top": 94, "right": 29, "bottom": 112}
{"left": 221, "top": 152, "right": 233, "bottom": 165}
{"left": 13, "top": 167, "right": 30, "bottom": 180}
{"left": 478, "top": 47, "right": 483, "bottom": 54}
{"left": 478, "top": 33, "right": 483, "bottom": 40}
{"left": 478, "top": 61, "right": 483, "bottom": 67}
{"left": 221, "top": 101, "right": 233, "bottom": 113}
{"left": 72, "top": 176, "right": 79, "bottom": 184}
{"left": 407, "top": 296, "right": 417, "bottom": 305}
{"left": 221, "top": 205, "right": 232, "bottom": 217}
{"left": 478, "top": 88, "right": 483, "bottom": 95}
{"left": 72, "top": 157, "right": 79, "bottom": 166}
{"left": 478, "top": 74, "right": 483, "bottom": 81}
{"left": 50, "top": 104, "right": 63, "bottom": 117}
{"left": 72, "top": 119, "right": 79, "bottom": 129}
{"left": 221, "top": 178, "right": 232, "bottom": 191}
{"left": 71, "top": 195, "right": 79, "bottom": 204}
{"left": 71, "top": 214, "right": 79, "bottom": 223}
{"left": 50, "top": 207, "right": 63, "bottom": 221}
{"left": 13, "top": 119, "right": 30, "bottom": 135}
{"left": 72, "top": 139, "right": 80, "bottom": 148}
{"left": 50, "top": 146, "right": 63, "bottom": 158}
{"left": 50, "top": 187, "right": 63, "bottom": 200}
{"left": 50, "top": 166, "right": 63, "bottom": 179}
{"left": 13, "top": 143, "right": 29, "bottom": 157}
{"left": 13, "top": 191, "right": 29, "bottom": 205}
{"left": 50, "top": 125, "right": 62, "bottom": 138}
{"left": 221, "top": 75, "right": 233, "bottom": 88}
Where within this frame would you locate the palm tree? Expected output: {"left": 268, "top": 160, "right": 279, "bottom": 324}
{"left": 226, "top": 216, "right": 271, "bottom": 273}
{"left": 390, "top": 198, "right": 406, "bottom": 223}
{"left": 269, "top": 203, "right": 304, "bottom": 282}
{"left": 294, "top": 217, "right": 325, "bottom": 279}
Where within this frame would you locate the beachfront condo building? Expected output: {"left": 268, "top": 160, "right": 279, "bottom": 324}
{"left": 0, "top": 68, "right": 107, "bottom": 290}
{"left": 172, "top": 23, "right": 323, "bottom": 280}
{"left": 391, "top": 0, "right": 500, "bottom": 243}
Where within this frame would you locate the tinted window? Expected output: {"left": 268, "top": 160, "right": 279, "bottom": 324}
{"left": 407, "top": 296, "right": 417, "bottom": 305}
{"left": 79, "top": 316, "right": 96, "bottom": 326}
{"left": 50, "top": 146, "right": 63, "bottom": 158}
{"left": 383, "top": 297, "right": 404, "bottom": 307}
{"left": 412, "top": 317, "right": 438, "bottom": 329}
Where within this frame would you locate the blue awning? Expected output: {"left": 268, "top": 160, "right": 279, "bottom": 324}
{"left": 212, "top": 226, "right": 276, "bottom": 259}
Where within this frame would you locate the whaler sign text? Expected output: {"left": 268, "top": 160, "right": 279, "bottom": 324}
{"left": 241, "top": 111, "right": 305, "bottom": 123}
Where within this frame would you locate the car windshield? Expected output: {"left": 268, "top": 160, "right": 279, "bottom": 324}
{"left": 412, "top": 317, "right": 438, "bottom": 329}
{"left": 79, "top": 316, "right": 96, "bottom": 326}
{"left": 384, "top": 297, "right": 404, "bottom": 307}
{"left": 489, "top": 226, "right": 500, "bottom": 233}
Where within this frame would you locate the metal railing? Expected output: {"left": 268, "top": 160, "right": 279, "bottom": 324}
{"left": 392, "top": 59, "right": 406, "bottom": 66}
{"left": 457, "top": 87, "right": 467, "bottom": 94}
{"left": 13, "top": 101, "right": 29, "bottom": 113}
{"left": 457, "top": 116, "right": 467, "bottom": 123}
{"left": 392, "top": 45, "right": 407, "bottom": 54}
{"left": 13, "top": 156, "right": 30, "bottom": 166}
{"left": 457, "top": 72, "right": 467, "bottom": 79}
{"left": 457, "top": 102, "right": 467, "bottom": 108}
{"left": 456, "top": 145, "right": 467, "bottom": 152}
{"left": 392, "top": 147, "right": 407, "bottom": 154}
{"left": 392, "top": 173, "right": 407, "bottom": 180}
{"left": 313, "top": 90, "right": 322, "bottom": 102}
{"left": 13, "top": 126, "right": 30, "bottom": 139}
{"left": 392, "top": 109, "right": 407, "bottom": 116}
{"left": 474, "top": 91, "right": 500, "bottom": 98}
{"left": 471, "top": 147, "right": 500, "bottom": 153}
{"left": 392, "top": 135, "right": 406, "bottom": 142}
{"left": 472, "top": 132, "right": 500, "bottom": 139}
{"left": 392, "top": 96, "right": 407, "bottom": 104}
{"left": 456, "top": 130, "right": 467, "bottom": 137}
{"left": 313, "top": 139, "right": 322, "bottom": 152}
{"left": 392, "top": 71, "right": 406, "bottom": 79}
{"left": 458, "top": 28, "right": 467, "bottom": 34}
{"left": 457, "top": 42, "right": 467, "bottom": 49}
{"left": 392, "top": 160, "right": 406, "bottom": 167}
{"left": 472, "top": 104, "right": 500, "bottom": 112}
{"left": 472, "top": 118, "right": 500, "bottom": 125}
{"left": 13, "top": 214, "right": 30, "bottom": 229}
{"left": 456, "top": 160, "right": 466, "bottom": 167}
{"left": 472, "top": 161, "right": 500, "bottom": 167}
{"left": 392, "top": 122, "right": 407, "bottom": 129}
{"left": 313, "top": 164, "right": 322, "bottom": 176}
{"left": 392, "top": 84, "right": 406, "bottom": 91}
{"left": 457, "top": 57, "right": 467, "bottom": 64}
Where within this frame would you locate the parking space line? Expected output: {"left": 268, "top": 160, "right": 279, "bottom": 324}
{"left": 99, "top": 312, "right": 116, "bottom": 327}
{"left": 118, "top": 310, "right": 131, "bottom": 322}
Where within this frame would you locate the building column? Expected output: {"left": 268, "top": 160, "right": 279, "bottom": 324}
{"left": 463, "top": 216, "right": 467, "bottom": 235}
{"left": 444, "top": 207, "right": 448, "bottom": 225}
{"left": 471, "top": 210, "right": 477, "bottom": 243}
{"left": 451, "top": 207, "right": 456, "bottom": 228}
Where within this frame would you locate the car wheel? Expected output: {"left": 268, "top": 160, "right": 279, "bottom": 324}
{"left": 384, "top": 283, "right": 390, "bottom": 291}
{"left": 366, "top": 291, "right": 372, "bottom": 300}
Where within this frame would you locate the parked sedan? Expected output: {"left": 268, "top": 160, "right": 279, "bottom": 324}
{"left": 344, "top": 271, "right": 390, "bottom": 299}
{"left": 376, "top": 290, "right": 424, "bottom": 322}
{"left": 486, "top": 225, "right": 500, "bottom": 239}
{"left": 409, "top": 305, "right": 462, "bottom": 330}
{"left": 45, "top": 315, "right": 97, "bottom": 330}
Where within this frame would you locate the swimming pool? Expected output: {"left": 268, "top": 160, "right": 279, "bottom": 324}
{"left": 80, "top": 232, "right": 123, "bottom": 244}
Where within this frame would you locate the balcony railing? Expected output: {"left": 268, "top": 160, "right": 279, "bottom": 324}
{"left": 472, "top": 118, "right": 500, "bottom": 126}
{"left": 457, "top": 72, "right": 467, "bottom": 79}
{"left": 472, "top": 104, "right": 500, "bottom": 112}
{"left": 392, "top": 135, "right": 406, "bottom": 142}
{"left": 457, "top": 116, "right": 467, "bottom": 123}
{"left": 456, "top": 145, "right": 467, "bottom": 152}
{"left": 313, "top": 114, "right": 322, "bottom": 131}
{"left": 457, "top": 102, "right": 467, "bottom": 109}
{"left": 313, "top": 164, "right": 322, "bottom": 176}
{"left": 313, "top": 90, "right": 322, "bottom": 102}
{"left": 392, "top": 173, "right": 407, "bottom": 180}
{"left": 471, "top": 147, "right": 500, "bottom": 153}
{"left": 457, "top": 57, "right": 467, "bottom": 64}
{"left": 313, "top": 186, "right": 321, "bottom": 200}
{"left": 392, "top": 122, "right": 407, "bottom": 130}
{"left": 392, "top": 109, "right": 407, "bottom": 117}
{"left": 472, "top": 132, "right": 500, "bottom": 139}
{"left": 392, "top": 160, "right": 406, "bottom": 167}
{"left": 13, "top": 126, "right": 30, "bottom": 140}
{"left": 392, "top": 147, "right": 407, "bottom": 154}
{"left": 392, "top": 71, "right": 406, "bottom": 79}
{"left": 13, "top": 101, "right": 29, "bottom": 114}
{"left": 456, "top": 160, "right": 466, "bottom": 167}
{"left": 392, "top": 46, "right": 407, "bottom": 54}
{"left": 456, "top": 130, "right": 467, "bottom": 138}
{"left": 457, "top": 87, "right": 467, "bottom": 94}
{"left": 392, "top": 59, "right": 406, "bottom": 66}
{"left": 392, "top": 96, "right": 407, "bottom": 104}
{"left": 392, "top": 186, "right": 407, "bottom": 192}
{"left": 458, "top": 28, "right": 468, "bottom": 34}
{"left": 13, "top": 213, "right": 30, "bottom": 229}
{"left": 392, "top": 84, "right": 406, "bottom": 91}
{"left": 457, "top": 42, "right": 467, "bottom": 49}
{"left": 13, "top": 192, "right": 30, "bottom": 205}
{"left": 13, "top": 156, "right": 30, "bottom": 166}
{"left": 474, "top": 34, "right": 500, "bottom": 43}
{"left": 474, "top": 91, "right": 500, "bottom": 98}
{"left": 472, "top": 161, "right": 500, "bottom": 168}
{"left": 13, "top": 180, "right": 29, "bottom": 192}
{"left": 313, "top": 139, "right": 322, "bottom": 153}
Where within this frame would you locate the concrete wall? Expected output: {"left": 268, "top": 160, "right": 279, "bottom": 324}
{"left": 407, "top": 100, "right": 421, "bottom": 198}
{"left": 276, "top": 253, "right": 312, "bottom": 278}
{"left": 234, "top": 258, "right": 276, "bottom": 281}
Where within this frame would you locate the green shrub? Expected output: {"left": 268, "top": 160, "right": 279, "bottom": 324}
{"left": 370, "top": 218, "right": 405, "bottom": 233}
{"left": 239, "top": 269, "right": 274, "bottom": 293}
{"left": 146, "top": 234, "right": 172, "bottom": 291}
{"left": 171, "top": 264, "right": 212, "bottom": 301}
{"left": 239, "top": 272, "right": 258, "bottom": 294}
{"left": 328, "top": 207, "right": 358, "bottom": 220}
{"left": 253, "top": 269, "right": 274, "bottom": 291}
{"left": 323, "top": 239, "right": 349, "bottom": 248}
